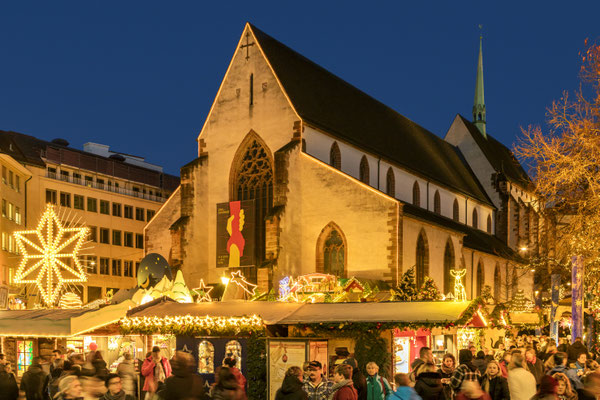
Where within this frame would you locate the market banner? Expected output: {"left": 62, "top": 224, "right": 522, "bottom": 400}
{"left": 571, "top": 256, "right": 584, "bottom": 340}
{"left": 550, "top": 274, "right": 560, "bottom": 345}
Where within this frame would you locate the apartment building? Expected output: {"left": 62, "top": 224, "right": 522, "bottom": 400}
{"left": 0, "top": 131, "right": 179, "bottom": 305}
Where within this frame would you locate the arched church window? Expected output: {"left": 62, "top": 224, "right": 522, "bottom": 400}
{"left": 224, "top": 340, "right": 242, "bottom": 369}
{"left": 330, "top": 142, "right": 341, "bottom": 170}
{"left": 476, "top": 261, "right": 484, "bottom": 297}
{"left": 443, "top": 240, "right": 454, "bottom": 295}
{"left": 386, "top": 168, "right": 395, "bottom": 197}
{"left": 324, "top": 229, "right": 345, "bottom": 277}
{"left": 453, "top": 199, "right": 459, "bottom": 222}
{"left": 494, "top": 264, "right": 501, "bottom": 301}
{"left": 231, "top": 133, "right": 273, "bottom": 282}
{"left": 413, "top": 182, "right": 420, "bottom": 207}
{"left": 434, "top": 191, "right": 441, "bottom": 214}
{"left": 416, "top": 231, "right": 429, "bottom": 288}
{"left": 486, "top": 215, "right": 492, "bottom": 234}
{"left": 198, "top": 340, "right": 214, "bottom": 373}
{"left": 472, "top": 208, "right": 478, "bottom": 229}
{"left": 359, "top": 156, "right": 369, "bottom": 184}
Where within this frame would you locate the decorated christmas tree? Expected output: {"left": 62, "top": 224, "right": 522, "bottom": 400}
{"left": 417, "top": 277, "right": 441, "bottom": 301}
{"left": 481, "top": 285, "right": 493, "bottom": 302}
{"left": 395, "top": 266, "right": 417, "bottom": 301}
{"left": 510, "top": 289, "right": 527, "bottom": 312}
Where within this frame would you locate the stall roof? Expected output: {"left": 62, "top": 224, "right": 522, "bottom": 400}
{"left": 277, "top": 301, "right": 472, "bottom": 324}
{"left": 126, "top": 300, "right": 304, "bottom": 325}
{"left": 510, "top": 312, "right": 541, "bottom": 325}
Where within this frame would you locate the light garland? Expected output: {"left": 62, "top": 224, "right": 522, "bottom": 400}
{"left": 450, "top": 269, "right": 467, "bottom": 302}
{"left": 13, "top": 205, "right": 89, "bottom": 306}
{"left": 120, "top": 314, "right": 264, "bottom": 335}
{"left": 58, "top": 292, "right": 83, "bottom": 309}
{"left": 228, "top": 270, "right": 257, "bottom": 297}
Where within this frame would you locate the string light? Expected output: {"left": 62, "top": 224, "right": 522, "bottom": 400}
{"left": 13, "top": 205, "right": 89, "bottom": 306}
{"left": 58, "top": 292, "right": 83, "bottom": 309}
{"left": 192, "top": 279, "right": 214, "bottom": 303}
{"left": 450, "top": 269, "right": 467, "bottom": 302}
{"left": 228, "top": 270, "right": 257, "bottom": 297}
{"left": 120, "top": 314, "right": 264, "bottom": 334}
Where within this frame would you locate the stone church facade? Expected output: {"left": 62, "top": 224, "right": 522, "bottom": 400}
{"left": 145, "top": 24, "right": 538, "bottom": 301}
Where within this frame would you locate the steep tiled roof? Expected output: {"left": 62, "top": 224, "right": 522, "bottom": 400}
{"left": 250, "top": 24, "right": 493, "bottom": 206}
{"left": 457, "top": 115, "right": 532, "bottom": 188}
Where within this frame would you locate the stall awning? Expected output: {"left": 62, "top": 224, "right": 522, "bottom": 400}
{"left": 126, "top": 299, "right": 304, "bottom": 325}
{"left": 276, "top": 301, "right": 471, "bottom": 324}
{"left": 510, "top": 312, "right": 541, "bottom": 325}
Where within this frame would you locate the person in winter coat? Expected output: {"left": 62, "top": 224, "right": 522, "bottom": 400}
{"left": 575, "top": 372, "right": 600, "bottom": 400}
{"left": 530, "top": 375, "right": 558, "bottom": 400}
{"left": 455, "top": 381, "right": 491, "bottom": 400}
{"left": 47, "top": 358, "right": 65, "bottom": 400}
{"left": 54, "top": 375, "right": 83, "bottom": 400}
{"left": 275, "top": 366, "right": 307, "bottom": 400}
{"left": 567, "top": 339, "right": 588, "bottom": 366}
{"left": 0, "top": 363, "right": 18, "bottom": 400}
{"left": 412, "top": 348, "right": 434, "bottom": 383}
{"left": 479, "top": 360, "right": 509, "bottom": 400}
{"left": 156, "top": 352, "right": 206, "bottom": 400}
{"left": 498, "top": 353, "right": 510, "bottom": 379}
{"left": 211, "top": 367, "right": 242, "bottom": 400}
{"left": 100, "top": 373, "right": 135, "bottom": 400}
{"left": 116, "top": 354, "right": 136, "bottom": 397}
{"left": 224, "top": 357, "right": 247, "bottom": 400}
{"left": 567, "top": 353, "right": 588, "bottom": 390}
{"left": 507, "top": 353, "right": 536, "bottom": 400}
{"left": 20, "top": 357, "right": 48, "bottom": 400}
{"left": 472, "top": 352, "right": 487, "bottom": 377}
{"left": 331, "top": 364, "right": 358, "bottom": 400}
{"left": 343, "top": 359, "right": 366, "bottom": 400}
{"left": 414, "top": 363, "right": 443, "bottom": 400}
{"left": 439, "top": 354, "right": 455, "bottom": 400}
{"left": 548, "top": 353, "right": 570, "bottom": 377}
{"left": 551, "top": 373, "right": 577, "bottom": 400}
{"left": 450, "top": 350, "right": 481, "bottom": 393}
{"left": 526, "top": 347, "right": 545, "bottom": 386}
{"left": 92, "top": 351, "right": 109, "bottom": 381}
{"left": 303, "top": 361, "right": 334, "bottom": 400}
{"left": 141, "top": 346, "right": 172, "bottom": 397}
{"left": 386, "top": 373, "right": 421, "bottom": 400}
{"left": 366, "top": 362, "right": 392, "bottom": 400}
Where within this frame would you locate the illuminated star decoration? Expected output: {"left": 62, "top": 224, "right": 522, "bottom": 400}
{"left": 230, "top": 270, "right": 257, "bottom": 297}
{"left": 192, "top": 279, "right": 214, "bottom": 303}
{"left": 13, "top": 205, "right": 89, "bottom": 306}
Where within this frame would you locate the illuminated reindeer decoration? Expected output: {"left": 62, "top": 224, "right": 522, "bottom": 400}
{"left": 450, "top": 269, "right": 467, "bottom": 302}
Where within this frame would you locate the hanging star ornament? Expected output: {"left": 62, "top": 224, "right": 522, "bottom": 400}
{"left": 192, "top": 279, "right": 214, "bottom": 302}
{"left": 13, "top": 205, "right": 89, "bottom": 307}
{"left": 230, "top": 270, "right": 257, "bottom": 297}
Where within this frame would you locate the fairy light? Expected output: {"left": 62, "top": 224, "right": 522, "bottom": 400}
{"left": 120, "top": 314, "right": 263, "bottom": 332}
{"left": 229, "top": 270, "right": 257, "bottom": 297}
{"left": 450, "top": 269, "right": 467, "bottom": 302}
{"left": 192, "top": 279, "right": 214, "bottom": 303}
{"left": 13, "top": 205, "right": 89, "bottom": 306}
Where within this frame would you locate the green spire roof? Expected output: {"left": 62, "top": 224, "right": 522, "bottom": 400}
{"left": 473, "top": 35, "right": 487, "bottom": 138}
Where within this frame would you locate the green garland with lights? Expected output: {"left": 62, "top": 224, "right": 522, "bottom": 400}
{"left": 247, "top": 335, "right": 267, "bottom": 400}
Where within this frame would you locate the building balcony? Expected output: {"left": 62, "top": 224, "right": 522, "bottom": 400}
{"left": 45, "top": 172, "right": 168, "bottom": 202}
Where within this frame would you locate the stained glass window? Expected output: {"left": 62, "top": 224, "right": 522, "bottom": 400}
{"left": 17, "top": 340, "right": 33, "bottom": 376}
{"left": 225, "top": 340, "right": 242, "bottom": 369}
{"left": 198, "top": 340, "right": 214, "bottom": 373}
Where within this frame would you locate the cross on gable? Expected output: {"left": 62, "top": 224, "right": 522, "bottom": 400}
{"left": 240, "top": 31, "right": 255, "bottom": 60}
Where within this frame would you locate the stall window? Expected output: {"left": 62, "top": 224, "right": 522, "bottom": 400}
{"left": 225, "top": 340, "right": 242, "bottom": 369}
{"left": 17, "top": 340, "right": 33, "bottom": 376}
{"left": 198, "top": 340, "right": 215, "bottom": 373}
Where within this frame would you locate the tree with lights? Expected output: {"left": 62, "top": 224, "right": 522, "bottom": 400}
{"left": 510, "top": 289, "right": 528, "bottom": 313}
{"left": 395, "top": 266, "right": 417, "bottom": 301}
{"left": 417, "top": 277, "right": 441, "bottom": 300}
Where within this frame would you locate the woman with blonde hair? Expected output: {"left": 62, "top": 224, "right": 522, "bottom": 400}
{"left": 55, "top": 375, "right": 83, "bottom": 400}
{"left": 480, "top": 361, "right": 509, "bottom": 400}
{"left": 414, "top": 363, "right": 443, "bottom": 400}
{"left": 552, "top": 373, "right": 578, "bottom": 400}
{"left": 507, "top": 353, "right": 536, "bottom": 400}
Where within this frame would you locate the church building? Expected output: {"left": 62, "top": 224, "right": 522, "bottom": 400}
{"left": 145, "top": 24, "right": 538, "bottom": 301}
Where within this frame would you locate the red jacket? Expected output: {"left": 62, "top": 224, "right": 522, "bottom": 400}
{"left": 334, "top": 382, "right": 358, "bottom": 400}
{"left": 231, "top": 367, "right": 247, "bottom": 398}
{"left": 141, "top": 356, "right": 172, "bottom": 392}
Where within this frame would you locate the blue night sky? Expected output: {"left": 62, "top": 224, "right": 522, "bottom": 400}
{"left": 1, "top": 2, "right": 598, "bottom": 175}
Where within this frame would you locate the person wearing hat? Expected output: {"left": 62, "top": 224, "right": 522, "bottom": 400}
{"left": 303, "top": 361, "right": 334, "bottom": 400}
{"left": 342, "top": 359, "right": 366, "bottom": 400}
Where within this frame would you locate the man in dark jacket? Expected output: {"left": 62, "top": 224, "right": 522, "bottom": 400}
{"left": 342, "top": 359, "right": 366, "bottom": 400}
{"left": 548, "top": 352, "right": 569, "bottom": 376}
{"left": 567, "top": 337, "right": 588, "bottom": 365}
{"left": 0, "top": 363, "right": 18, "bottom": 400}
{"left": 20, "top": 357, "right": 48, "bottom": 400}
{"left": 276, "top": 366, "right": 308, "bottom": 400}
{"left": 101, "top": 374, "right": 135, "bottom": 400}
{"left": 525, "top": 347, "right": 544, "bottom": 386}
{"left": 158, "top": 352, "right": 206, "bottom": 400}
{"left": 410, "top": 347, "right": 434, "bottom": 381}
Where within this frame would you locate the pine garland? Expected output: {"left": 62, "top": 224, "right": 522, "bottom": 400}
{"left": 247, "top": 335, "right": 267, "bottom": 400}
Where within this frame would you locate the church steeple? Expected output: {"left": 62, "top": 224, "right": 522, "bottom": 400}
{"left": 473, "top": 34, "right": 487, "bottom": 138}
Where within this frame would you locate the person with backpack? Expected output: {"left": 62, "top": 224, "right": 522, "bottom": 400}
{"left": 365, "top": 362, "right": 392, "bottom": 400}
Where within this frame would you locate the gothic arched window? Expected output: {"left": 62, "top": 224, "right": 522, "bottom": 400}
{"left": 359, "top": 156, "right": 369, "bottom": 184}
{"left": 224, "top": 340, "right": 242, "bottom": 369}
{"left": 472, "top": 208, "right": 478, "bottom": 229}
{"left": 230, "top": 132, "right": 273, "bottom": 282}
{"left": 386, "top": 168, "right": 395, "bottom": 197}
{"left": 434, "top": 191, "right": 441, "bottom": 214}
{"left": 443, "top": 240, "right": 454, "bottom": 295}
{"left": 416, "top": 231, "right": 429, "bottom": 288}
{"left": 316, "top": 222, "right": 347, "bottom": 277}
{"left": 198, "top": 340, "right": 214, "bottom": 374}
{"left": 487, "top": 215, "right": 492, "bottom": 234}
{"left": 413, "top": 182, "right": 420, "bottom": 207}
{"left": 330, "top": 142, "right": 341, "bottom": 170}
{"left": 453, "top": 199, "right": 460, "bottom": 222}
{"left": 494, "top": 264, "right": 501, "bottom": 301}
{"left": 476, "top": 261, "right": 484, "bottom": 297}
